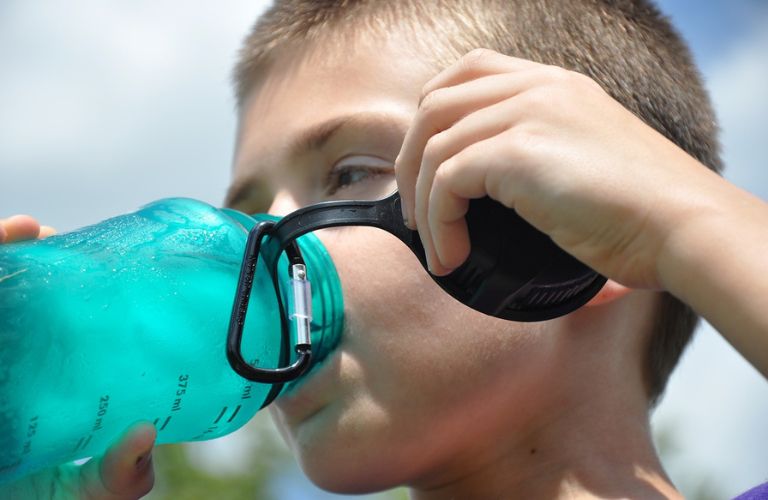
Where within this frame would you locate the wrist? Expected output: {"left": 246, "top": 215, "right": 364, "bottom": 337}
{"left": 655, "top": 167, "right": 768, "bottom": 311}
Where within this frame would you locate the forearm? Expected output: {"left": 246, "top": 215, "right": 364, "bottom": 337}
{"left": 657, "top": 166, "right": 768, "bottom": 377}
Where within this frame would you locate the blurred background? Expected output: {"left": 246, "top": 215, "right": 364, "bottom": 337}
{"left": 0, "top": 1, "right": 766, "bottom": 498}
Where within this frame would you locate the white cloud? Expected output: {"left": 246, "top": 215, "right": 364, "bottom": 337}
{"left": 0, "top": 0, "right": 269, "bottom": 228}
{"left": 0, "top": 0, "right": 269, "bottom": 173}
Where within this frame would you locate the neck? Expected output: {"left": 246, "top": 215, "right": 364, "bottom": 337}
{"left": 409, "top": 402, "right": 679, "bottom": 499}
{"left": 410, "top": 293, "right": 680, "bottom": 499}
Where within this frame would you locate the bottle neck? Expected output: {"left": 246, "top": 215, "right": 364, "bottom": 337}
{"left": 220, "top": 207, "right": 344, "bottom": 376}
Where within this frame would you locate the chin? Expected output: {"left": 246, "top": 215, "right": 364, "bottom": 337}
{"left": 299, "top": 455, "right": 403, "bottom": 495}
{"left": 285, "top": 410, "right": 413, "bottom": 494}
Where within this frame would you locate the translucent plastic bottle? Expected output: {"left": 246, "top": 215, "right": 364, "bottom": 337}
{"left": 0, "top": 198, "right": 343, "bottom": 484}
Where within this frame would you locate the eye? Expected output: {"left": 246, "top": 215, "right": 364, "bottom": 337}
{"left": 325, "top": 155, "right": 394, "bottom": 198}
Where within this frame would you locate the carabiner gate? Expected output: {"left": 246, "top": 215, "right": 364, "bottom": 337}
{"left": 226, "top": 220, "right": 312, "bottom": 385}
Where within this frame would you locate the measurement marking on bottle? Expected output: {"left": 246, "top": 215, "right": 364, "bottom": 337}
{"left": 172, "top": 374, "right": 189, "bottom": 412}
{"left": 93, "top": 395, "right": 110, "bottom": 432}
{"left": 227, "top": 405, "right": 242, "bottom": 423}
{"left": 22, "top": 415, "right": 39, "bottom": 455}
{"left": 241, "top": 384, "right": 253, "bottom": 400}
{"left": 72, "top": 434, "right": 93, "bottom": 453}
{"left": 159, "top": 416, "right": 172, "bottom": 431}
{"left": 212, "top": 404, "right": 243, "bottom": 424}
{"left": 214, "top": 407, "right": 228, "bottom": 424}
{"left": 152, "top": 416, "right": 172, "bottom": 431}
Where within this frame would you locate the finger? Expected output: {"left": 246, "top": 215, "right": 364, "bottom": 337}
{"left": 427, "top": 151, "right": 490, "bottom": 275}
{"left": 421, "top": 49, "right": 539, "bottom": 99}
{"left": 37, "top": 225, "right": 57, "bottom": 239}
{"left": 413, "top": 94, "right": 534, "bottom": 272}
{"left": 79, "top": 422, "right": 156, "bottom": 500}
{"left": 398, "top": 70, "right": 541, "bottom": 229}
{"left": 428, "top": 170, "right": 471, "bottom": 274}
{"left": 1, "top": 215, "right": 41, "bottom": 242}
{"left": 427, "top": 133, "right": 528, "bottom": 272}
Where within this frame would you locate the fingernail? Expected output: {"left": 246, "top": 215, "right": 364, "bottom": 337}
{"left": 403, "top": 212, "right": 417, "bottom": 230}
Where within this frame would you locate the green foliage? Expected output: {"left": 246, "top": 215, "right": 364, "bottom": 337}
{"left": 146, "top": 414, "right": 286, "bottom": 500}
{"left": 144, "top": 413, "right": 409, "bottom": 500}
{"left": 653, "top": 419, "right": 725, "bottom": 500}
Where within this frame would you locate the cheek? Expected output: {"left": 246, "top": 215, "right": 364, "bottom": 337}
{"left": 316, "top": 226, "right": 545, "bottom": 400}
{"left": 291, "top": 227, "right": 559, "bottom": 489}
{"left": 319, "top": 225, "right": 456, "bottom": 344}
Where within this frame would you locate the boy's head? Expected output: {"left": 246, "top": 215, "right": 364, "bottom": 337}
{"left": 226, "top": 0, "right": 721, "bottom": 492}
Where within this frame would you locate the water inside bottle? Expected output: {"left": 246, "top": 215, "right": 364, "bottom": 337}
{"left": 0, "top": 199, "right": 284, "bottom": 482}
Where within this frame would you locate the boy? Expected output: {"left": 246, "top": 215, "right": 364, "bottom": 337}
{"left": 4, "top": 0, "right": 767, "bottom": 498}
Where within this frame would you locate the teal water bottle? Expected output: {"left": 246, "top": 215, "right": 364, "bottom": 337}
{"left": 0, "top": 198, "right": 344, "bottom": 484}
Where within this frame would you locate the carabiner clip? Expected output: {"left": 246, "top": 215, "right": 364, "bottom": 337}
{"left": 226, "top": 220, "right": 312, "bottom": 384}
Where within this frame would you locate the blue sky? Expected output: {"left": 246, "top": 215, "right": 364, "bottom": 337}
{"left": 662, "top": 0, "right": 761, "bottom": 61}
{"left": 1, "top": 1, "right": 766, "bottom": 498}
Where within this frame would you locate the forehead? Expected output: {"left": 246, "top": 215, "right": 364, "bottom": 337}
{"left": 232, "top": 30, "right": 437, "bottom": 181}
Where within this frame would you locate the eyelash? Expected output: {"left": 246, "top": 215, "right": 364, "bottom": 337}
{"left": 325, "top": 165, "right": 392, "bottom": 196}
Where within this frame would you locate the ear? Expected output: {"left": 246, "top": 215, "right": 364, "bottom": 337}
{"left": 584, "top": 279, "right": 633, "bottom": 307}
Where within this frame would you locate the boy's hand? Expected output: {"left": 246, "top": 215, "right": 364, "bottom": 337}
{"left": 0, "top": 214, "right": 56, "bottom": 243}
{"left": 1, "top": 423, "right": 156, "bottom": 500}
{"left": 1, "top": 216, "right": 157, "bottom": 499}
{"left": 396, "top": 49, "right": 718, "bottom": 289}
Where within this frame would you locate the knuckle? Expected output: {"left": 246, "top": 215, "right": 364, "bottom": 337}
{"left": 422, "top": 132, "right": 448, "bottom": 167}
{"left": 504, "top": 127, "right": 540, "bottom": 161}
{"left": 419, "top": 78, "right": 438, "bottom": 104}
{"left": 418, "top": 91, "right": 437, "bottom": 115}
{"left": 574, "top": 70, "right": 605, "bottom": 92}
{"left": 539, "top": 65, "right": 572, "bottom": 86}
{"left": 418, "top": 87, "right": 447, "bottom": 117}
{"left": 432, "top": 161, "right": 453, "bottom": 188}
{"left": 432, "top": 161, "right": 459, "bottom": 199}
{"left": 539, "top": 66, "right": 602, "bottom": 97}
{"left": 462, "top": 48, "right": 495, "bottom": 69}
{"left": 544, "top": 63, "right": 567, "bottom": 77}
{"left": 519, "top": 85, "right": 551, "bottom": 110}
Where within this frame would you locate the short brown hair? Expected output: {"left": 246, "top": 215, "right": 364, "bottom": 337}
{"left": 232, "top": 0, "right": 722, "bottom": 405}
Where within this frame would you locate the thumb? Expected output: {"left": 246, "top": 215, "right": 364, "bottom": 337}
{"left": 79, "top": 422, "right": 156, "bottom": 500}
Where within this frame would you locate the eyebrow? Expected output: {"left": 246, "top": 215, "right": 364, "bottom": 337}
{"left": 287, "top": 115, "right": 354, "bottom": 158}
{"left": 226, "top": 112, "right": 409, "bottom": 209}
{"left": 289, "top": 112, "right": 410, "bottom": 158}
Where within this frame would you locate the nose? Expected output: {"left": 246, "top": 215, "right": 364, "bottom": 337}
{"left": 268, "top": 191, "right": 301, "bottom": 217}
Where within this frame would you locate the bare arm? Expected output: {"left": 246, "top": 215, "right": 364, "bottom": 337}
{"left": 656, "top": 171, "right": 768, "bottom": 376}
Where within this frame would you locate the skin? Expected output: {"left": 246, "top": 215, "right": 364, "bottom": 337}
{"left": 6, "top": 31, "right": 767, "bottom": 500}
{"left": 396, "top": 49, "right": 768, "bottom": 379}
{"left": 229, "top": 34, "right": 675, "bottom": 498}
